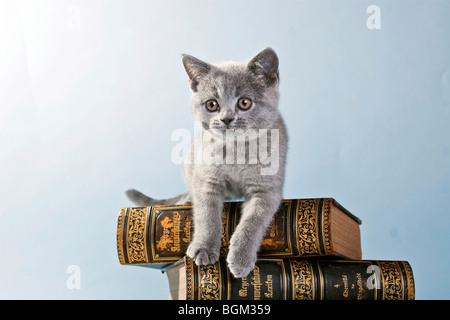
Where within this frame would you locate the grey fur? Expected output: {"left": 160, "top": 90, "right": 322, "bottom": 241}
{"left": 126, "top": 48, "right": 288, "bottom": 278}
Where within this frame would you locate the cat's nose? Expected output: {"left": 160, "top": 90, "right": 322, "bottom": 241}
{"left": 221, "top": 117, "right": 234, "bottom": 125}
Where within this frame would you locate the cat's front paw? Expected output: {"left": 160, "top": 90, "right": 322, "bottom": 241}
{"left": 186, "top": 242, "right": 220, "bottom": 266}
{"left": 226, "top": 247, "right": 257, "bottom": 278}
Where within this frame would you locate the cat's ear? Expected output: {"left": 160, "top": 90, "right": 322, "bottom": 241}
{"left": 182, "top": 54, "right": 212, "bottom": 92}
{"left": 247, "top": 47, "right": 279, "bottom": 87}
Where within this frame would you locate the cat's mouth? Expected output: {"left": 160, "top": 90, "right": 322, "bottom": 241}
{"left": 211, "top": 123, "right": 249, "bottom": 132}
{"left": 211, "top": 119, "right": 249, "bottom": 132}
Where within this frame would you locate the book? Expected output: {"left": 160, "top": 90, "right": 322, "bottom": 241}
{"left": 117, "top": 198, "right": 362, "bottom": 269}
{"left": 166, "top": 257, "right": 415, "bottom": 300}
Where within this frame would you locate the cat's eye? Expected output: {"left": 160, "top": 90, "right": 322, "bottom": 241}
{"left": 237, "top": 98, "right": 252, "bottom": 111}
{"left": 205, "top": 99, "right": 219, "bottom": 112}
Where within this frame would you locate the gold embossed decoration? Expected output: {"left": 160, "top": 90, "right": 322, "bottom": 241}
{"left": 321, "top": 199, "right": 332, "bottom": 254}
{"left": 220, "top": 203, "right": 231, "bottom": 256}
{"left": 117, "top": 208, "right": 126, "bottom": 264}
{"left": 290, "top": 260, "right": 314, "bottom": 300}
{"left": 296, "top": 199, "right": 320, "bottom": 255}
{"left": 151, "top": 206, "right": 193, "bottom": 262}
{"left": 199, "top": 262, "right": 221, "bottom": 300}
{"left": 379, "top": 261, "right": 404, "bottom": 300}
{"left": 403, "top": 261, "right": 415, "bottom": 300}
{"left": 126, "top": 207, "right": 149, "bottom": 264}
{"left": 185, "top": 258, "right": 194, "bottom": 300}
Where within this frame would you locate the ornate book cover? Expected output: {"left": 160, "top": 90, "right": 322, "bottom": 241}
{"left": 167, "top": 257, "right": 415, "bottom": 300}
{"left": 117, "top": 198, "right": 362, "bottom": 268}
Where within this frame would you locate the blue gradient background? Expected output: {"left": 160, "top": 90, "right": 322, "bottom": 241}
{"left": 1, "top": 0, "right": 449, "bottom": 299}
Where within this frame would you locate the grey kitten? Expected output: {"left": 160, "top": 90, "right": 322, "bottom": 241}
{"left": 126, "top": 47, "right": 288, "bottom": 278}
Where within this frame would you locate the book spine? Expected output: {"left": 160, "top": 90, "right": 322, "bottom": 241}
{"left": 116, "top": 198, "right": 358, "bottom": 265}
{"left": 185, "top": 257, "right": 415, "bottom": 300}
{"left": 291, "top": 198, "right": 335, "bottom": 257}
{"left": 117, "top": 207, "right": 152, "bottom": 265}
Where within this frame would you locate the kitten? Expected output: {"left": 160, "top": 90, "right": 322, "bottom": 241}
{"left": 126, "top": 47, "right": 288, "bottom": 278}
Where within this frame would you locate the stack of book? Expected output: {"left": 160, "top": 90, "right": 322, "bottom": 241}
{"left": 116, "top": 198, "right": 415, "bottom": 300}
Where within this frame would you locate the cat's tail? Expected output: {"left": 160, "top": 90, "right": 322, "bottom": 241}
{"left": 125, "top": 189, "right": 191, "bottom": 207}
